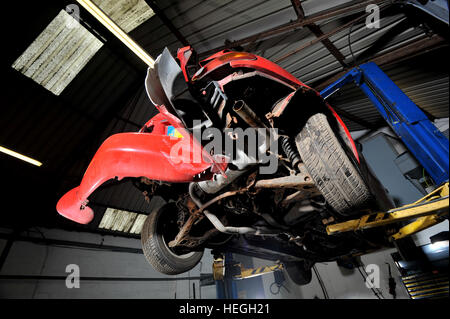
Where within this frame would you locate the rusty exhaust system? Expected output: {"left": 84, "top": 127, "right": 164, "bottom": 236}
{"left": 232, "top": 100, "right": 269, "bottom": 129}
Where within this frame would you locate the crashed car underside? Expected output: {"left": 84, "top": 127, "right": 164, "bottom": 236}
{"left": 57, "top": 46, "right": 394, "bottom": 284}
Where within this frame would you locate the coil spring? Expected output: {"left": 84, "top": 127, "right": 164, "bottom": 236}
{"left": 280, "top": 136, "right": 301, "bottom": 169}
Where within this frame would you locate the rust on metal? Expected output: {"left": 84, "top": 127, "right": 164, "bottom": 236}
{"left": 254, "top": 171, "right": 316, "bottom": 190}
{"left": 273, "top": 12, "right": 373, "bottom": 64}
{"left": 199, "top": 0, "right": 389, "bottom": 57}
{"left": 290, "top": 0, "right": 347, "bottom": 67}
{"left": 233, "top": 100, "right": 269, "bottom": 128}
{"left": 316, "top": 35, "right": 447, "bottom": 91}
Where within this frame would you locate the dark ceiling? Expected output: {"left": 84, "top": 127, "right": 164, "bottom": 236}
{"left": 1, "top": 1, "right": 158, "bottom": 235}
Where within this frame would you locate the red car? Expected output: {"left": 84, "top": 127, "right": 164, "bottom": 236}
{"left": 57, "top": 47, "right": 392, "bottom": 285}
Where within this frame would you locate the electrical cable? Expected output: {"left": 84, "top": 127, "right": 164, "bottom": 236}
{"left": 347, "top": 1, "right": 394, "bottom": 67}
{"left": 269, "top": 280, "right": 290, "bottom": 295}
{"left": 312, "top": 265, "right": 329, "bottom": 299}
{"left": 269, "top": 282, "right": 280, "bottom": 295}
{"left": 348, "top": 21, "right": 358, "bottom": 67}
{"left": 357, "top": 265, "right": 385, "bottom": 299}
{"left": 188, "top": 270, "right": 191, "bottom": 299}
{"left": 423, "top": 168, "right": 432, "bottom": 188}
{"left": 357, "top": 266, "right": 380, "bottom": 299}
{"left": 10, "top": 229, "right": 141, "bottom": 254}
{"left": 269, "top": 282, "right": 282, "bottom": 295}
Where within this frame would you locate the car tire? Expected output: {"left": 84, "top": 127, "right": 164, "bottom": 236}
{"left": 295, "top": 112, "right": 378, "bottom": 215}
{"left": 284, "top": 261, "right": 312, "bottom": 285}
{"left": 141, "top": 203, "right": 204, "bottom": 275}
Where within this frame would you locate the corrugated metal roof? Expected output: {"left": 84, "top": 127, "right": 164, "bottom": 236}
{"left": 257, "top": 12, "right": 425, "bottom": 84}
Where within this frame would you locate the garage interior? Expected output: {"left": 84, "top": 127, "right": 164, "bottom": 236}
{"left": 0, "top": 0, "right": 448, "bottom": 299}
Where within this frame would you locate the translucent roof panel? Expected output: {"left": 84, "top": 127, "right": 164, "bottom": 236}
{"left": 12, "top": 9, "right": 103, "bottom": 95}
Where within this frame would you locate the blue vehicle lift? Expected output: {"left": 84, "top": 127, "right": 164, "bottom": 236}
{"left": 320, "top": 62, "right": 449, "bottom": 186}
{"left": 320, "top": 62, "right": 449, "bottom": 239}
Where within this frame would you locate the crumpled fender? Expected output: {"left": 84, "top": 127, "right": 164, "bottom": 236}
{"left": 191, "top": 48, "right": 310, "bottom": 89}
{"left": 57, "top": 108, "right": 223, "bottom": 225}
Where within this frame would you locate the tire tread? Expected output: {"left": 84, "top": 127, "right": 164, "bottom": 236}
{"left": 141, "top": 205, "right": 203, "bottom": 275}
{"left": 296, "top": 113, "right": 372, "bottom": 214}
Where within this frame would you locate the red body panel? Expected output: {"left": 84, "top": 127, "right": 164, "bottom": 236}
{"left": 192, "top": 49, "right": 309, "bottom": 90}
{"left": 176, "top": 46, "right": 193, "bottom": 82}
{"left": 57, "top": 109, "right": 216, "bottom": 224}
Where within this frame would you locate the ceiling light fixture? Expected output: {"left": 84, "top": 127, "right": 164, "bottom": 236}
{"left": 77, "top": 0, "right": 155, "bottom": 67}
{"left": 0, "top": 146, "right": 43, "bottom": 167}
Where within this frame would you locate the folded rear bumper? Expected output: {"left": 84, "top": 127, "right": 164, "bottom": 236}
{"left": 56, "top": 111, "right": 219, "bottom": 224}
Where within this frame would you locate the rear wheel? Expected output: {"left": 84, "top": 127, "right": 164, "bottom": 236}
{"left": 141, "top": 203, "right": 204, "bottom": 275}
{"left": 295, "top": 112, "right": 374, "bottom": 215}
{"left": 284, "top": 261, "right": 312, "bottom": 285}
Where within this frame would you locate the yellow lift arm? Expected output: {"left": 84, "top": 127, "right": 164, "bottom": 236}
{"left": 326, "top": 183, "right": 449, "bottom": 240}
{"left": 213, "top": 255, "right": 283, "bottom": 281}
{"left": 212, "top": 183, "right": 448, "bottom": 282}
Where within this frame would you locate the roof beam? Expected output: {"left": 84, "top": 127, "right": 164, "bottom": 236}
{"left": 144, "top": 0, "right": 190, "bottom": 47}
{"left": 305, "top": 24, "right": 348, "bottom": 67}
{"left": 199, "top": 0, "right": 389, "bottom": 56}
{"left": 290, "top": 0, "right": 347, "bottom": 67}
{"left": 290, "top": 0, "right": 305, "bottom": 18}
{"left": 315, "top": 34, "right": 447, "bottom": 91}
{"left": 274, "top": 9, "right": 369, "bottom": 64}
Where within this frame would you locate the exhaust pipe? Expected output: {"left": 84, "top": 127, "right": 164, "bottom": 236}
{"left": 232, "top": 100, "right": 268, "bottom": 129}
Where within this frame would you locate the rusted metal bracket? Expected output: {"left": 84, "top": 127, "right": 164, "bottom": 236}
{"left": 200, "top": 0, "right": 389, "bottom": 57}
{"left": 168, "top": 197, "right": 223, "bottom": 248}
{"left": 254, "top": 169, "right": 314, "bottom": 190}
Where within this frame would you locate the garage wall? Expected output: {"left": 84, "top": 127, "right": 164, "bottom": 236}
{"left": 0, "top": 228, "right": 216, "bottom": 299}
{"left": 0, "top": 234, "right": 415, "bottom": 300}
{"left": 255, "top": 248, "right": 410, "bottom": 299}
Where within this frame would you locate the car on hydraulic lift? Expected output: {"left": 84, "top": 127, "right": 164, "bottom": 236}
{"left": 57, "top": 46, "right": 395, "bottom": 285}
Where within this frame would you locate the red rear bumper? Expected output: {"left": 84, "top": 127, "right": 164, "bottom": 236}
{"left": 56, "top": 110, "right": 218, "bottom": 224}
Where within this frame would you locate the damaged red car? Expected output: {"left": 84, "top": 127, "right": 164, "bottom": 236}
{"left": 57, "top": 47, "right": 393, "bottom": 285}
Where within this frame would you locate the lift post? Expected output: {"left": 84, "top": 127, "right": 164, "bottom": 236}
{"left": 321, "top": 62, "right": 449, "bottom": 186}
{"left": 321, "top": 62, "right": 449, "bottom": 239}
